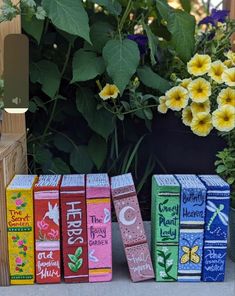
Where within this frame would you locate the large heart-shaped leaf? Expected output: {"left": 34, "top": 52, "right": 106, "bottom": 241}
{"left": 70, "top": 146, "right": 93, "bottom": 173}
{"left": 90, "top": 21, "right": 114, "bottom": 53}
{"left": 137, "top": 66, "right": 171, "bottom": 93}
{"left": 30, "top": 60, "right": 60, "bottom": 98}
{"left": 42, "top": 0, "right": 90, "bottom": 43}
{"left": 72, "top": 49, "right": 105, "bottom": 82}
{"left": 103, "top": 39, "right": 140, "bottom": 94}
{"left": 76, "top": 87, "right": 115, "bottom": 140}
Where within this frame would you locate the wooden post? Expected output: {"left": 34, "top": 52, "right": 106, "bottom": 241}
{"left": 224, "top": 0, "right": 235, "bottom": 50}
{"left": 0, "top": 0, "right": 27, "bottom": 286}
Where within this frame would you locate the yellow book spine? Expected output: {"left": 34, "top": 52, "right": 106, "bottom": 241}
{"left": 7, "top": 186, "right": 35, "bottom": 285}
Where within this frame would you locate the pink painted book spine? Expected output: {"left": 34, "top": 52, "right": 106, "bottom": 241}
{"left": 111, "top": 173, "right": 154, "bottom": 282}
{"left": 34, "top": 175, "right": 62, "bottom": 284}
{"left": 86, "top": 174, "right": 112, "bottom": 282}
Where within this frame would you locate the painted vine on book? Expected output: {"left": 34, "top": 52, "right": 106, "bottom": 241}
{"left": 111, "top": 173, "right": 154, "bottom": 282}
{"left": 151, "top": 175, "right": 180, "bottom": 282}
{"left": 6, "top": 175, "right": 38, "bottom": 285}
{"left": 60, "top": 175, "right": 89, "bottom": 283}
{"left": 34, "top": 175, "right": 62, "bottom": 284}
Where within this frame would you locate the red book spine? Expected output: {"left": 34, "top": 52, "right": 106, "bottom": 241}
{"left": 60, "top": 175, "right": 89, "bottom": 283}
{"left": 34, "top": 175, "right": 62, "bottom": 284}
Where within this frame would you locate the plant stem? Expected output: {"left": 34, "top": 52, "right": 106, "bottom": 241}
{"left": 119, "top": 0, "right": 132, "bottom": 33}
{"left": 41, "top": 42, "right": 72, "bottom": 142}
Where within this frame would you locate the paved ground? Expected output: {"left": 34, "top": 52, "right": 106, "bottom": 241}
{"left": 1, "top": 223, "right": 234, "bottom": 296}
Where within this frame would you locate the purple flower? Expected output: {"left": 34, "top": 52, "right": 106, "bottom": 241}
{"left": 199, "top": 9, "right": 230, "bottom": 26}
{"left": 127, "top": 34, "right": 148, "bottom": 55}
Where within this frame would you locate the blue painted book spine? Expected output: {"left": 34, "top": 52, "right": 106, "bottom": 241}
{"left": 199, "top": 175, "right": 230, "bottom": 282}
{"left": 175, "top": 175, "right": 206, "bottom": 282}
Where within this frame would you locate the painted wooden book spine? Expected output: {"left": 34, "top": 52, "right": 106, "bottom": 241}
{"left": 6, "top": 175, "right": 37, "bottom": 285}
{"left": 60, "top": 175, "right": 88, "bottom": 283}
{"left": 175, "top": 175, "right": 206, "bottom": 282}
{"left": 199, "top": 175, "right": 230, "bottom": 282}
{"left": 34, "top": 175, "right": 62, "bottom": 284}
{"left": 152, "top": 175, "right": 180, "bottom": 282}
{"left": 86, "top": 174, "right": 112, "bottom": 282}
{"left": 111, "top": 173, "right": 154, "bottom": 282}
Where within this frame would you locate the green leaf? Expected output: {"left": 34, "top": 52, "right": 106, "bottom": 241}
{"left": 158, "top": 262, "right": 165, "bottom": 268}
{"left": 42, "top": 0, "right": 91, "bottom": 43}
{"left": 72, "top": 49, "right": 105, "bottom": 83}
{"left": 17, "top": 192, "right": 22, "bottom": 198}
{"left": 70, "top": 146, "right": 93, "bottom": 173}
{"left": 75, "top": 247, "right": 83, "bottom": 258}
{"left": 166, "top": 265, "right": 173, "bottom": 273}
{"left": 137, "top": 66, "right": 171, "bottom": 93}
{"left": 227, "top": 177, "right": 235, "bottom": 185}
{"left": 165, "top": 253, "right": 171, "bottom": 260}
{"left": 34, "top": 147, "right": 52, "bottom": 165}
{"left": 88, "top": 134, "right": 107, "bottom": 170}
{"left": 142, "top": 22, "right": 158, "bottom": 65}
{"left": 90, "top": 21, "right": 114, "bottom": 53}
{"left": 156, "top": 0, "right": 195, "bottom": 62}
{"left": 54, "top": 134, "right": 74, "bottom": 153}
{"left": 216, "top": 165, "right": 226, "bottom": 174}
{"left": 179, "top": 0, "right": 191, "bottom": 13}
{"left": 75, "top": 258, "right": 83, "bottom": 270}
{"left": 90, "top": 0, "right": 122, "bottom": 15}
{"left": 30, "top": 60, "right": 60, "bottom": 98}
{"left": 51, "top": 158, "right": 71, "bottom": 174}
{"left": 22, "top": 15, "right": 44, "bottom": 44}
{"left": 103, "top": 39, "right": 140, "bottom": 94}
{"left": 68, "top": 254, "right": 78, "bottom": 264}
{"left": 76, "top": 87, "right": 115, "bottom": 140}
{"left": 144, "top": 108, "right": 153, "bottom": 120}
{"left": 68, "top": 262, "right": 77, "bottom": 273}
{"left": 168, "top": 10, "right": 195, "bottom": 62}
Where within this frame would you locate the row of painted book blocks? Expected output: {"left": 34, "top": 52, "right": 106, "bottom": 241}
{"left": 6, "top": 173, "right": 229, "bottom": 285}
{"left": 152, "top": 174, "right": 230, "bottom": 282}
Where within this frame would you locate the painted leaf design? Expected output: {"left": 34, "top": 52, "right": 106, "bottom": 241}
{"left": 17, "top": 192, "right": 22, "bottom": 198}
{"left": 75, "top": 247, "right": 82, "bottom": 258}
{"left": 158, "top": 262, "right": 165, "bottom": 268}
{"left": 165, "top": 253, "right": 171, "bottom": 260}
{"left": 166, "top": 265, "right": 173, "bottom": 273}
{"left": 68, "top": 262, "right": 77, "bottom": 273}
{"left": 75, "top": 258, "right": 83, "bottom": 270}
{"left": 68, "top": 254, "right": 78, "bottom": 264}
{"left": 11, "top": 196, "right": 17, "bottom": 200}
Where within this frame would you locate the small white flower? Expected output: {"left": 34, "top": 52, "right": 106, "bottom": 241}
{"left": 160, "top": 271, "right": 166, "bottom": 278}
{"left": 162, "top": 247, "right": 168, "bottom": 253}
{"left": 157, "top": 257, "right": 164, "bottom": 263}
{"left": 166, "top": 259, "right": 173, "bottom": 267}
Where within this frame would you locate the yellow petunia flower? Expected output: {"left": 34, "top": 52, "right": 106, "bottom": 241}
{"left": 191, "top": 100, "right": 210, "bottom": 115}
{"left": 212, "top": 105, "right": 235, "bottom": 132}
{"left": 191, "top": 112, "right": 213, "bottom": 137}
{"left": 158, "top": 96, "right": 168, "bottom": 114}
{"left": 225, "top": 50, "right": 235, "bottom": 65}
{"left": 188, "top": 78, "right": 211, "bottom": 103}
{"left": 187, "top": 54, "right": 211, "bottom": 76}
{"left": 224, "top": 59, "right": 233, "bottom": 68}
{"left": 222, "top": 68, "right": 235, "bottom": 87}
{"left": 217, "top": 87, "right": 235, "bottom": 107}
{"left": 182, "top": 106, "right": 193, "bottom": 127}
{"left": 208, "top": 61, "right": 227, "bottom": 84}
{"left": 180, "top": 78, "right": 192, "bottom": 90}
{"left": 99, "top": 84, "right": 120, "bottom": 100}
{"left": 165, "top": 86, "right": 189, "bottom": 111}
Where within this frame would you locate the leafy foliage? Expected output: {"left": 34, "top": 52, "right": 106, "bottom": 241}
{"left": 1, "top": 0, "right": 219, "bottom": 218}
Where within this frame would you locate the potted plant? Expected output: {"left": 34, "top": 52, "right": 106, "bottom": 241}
{"left": 156, "top": 9, "right": 235, "bottom": 259}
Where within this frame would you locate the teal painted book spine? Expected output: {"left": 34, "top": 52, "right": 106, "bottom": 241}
{"left": 152, "top": 175, "right": 180, "bottom": 282}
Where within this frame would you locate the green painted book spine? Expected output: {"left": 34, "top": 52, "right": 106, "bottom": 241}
{"left": 152, "top": 175, "right": 180, "bottom": 282}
